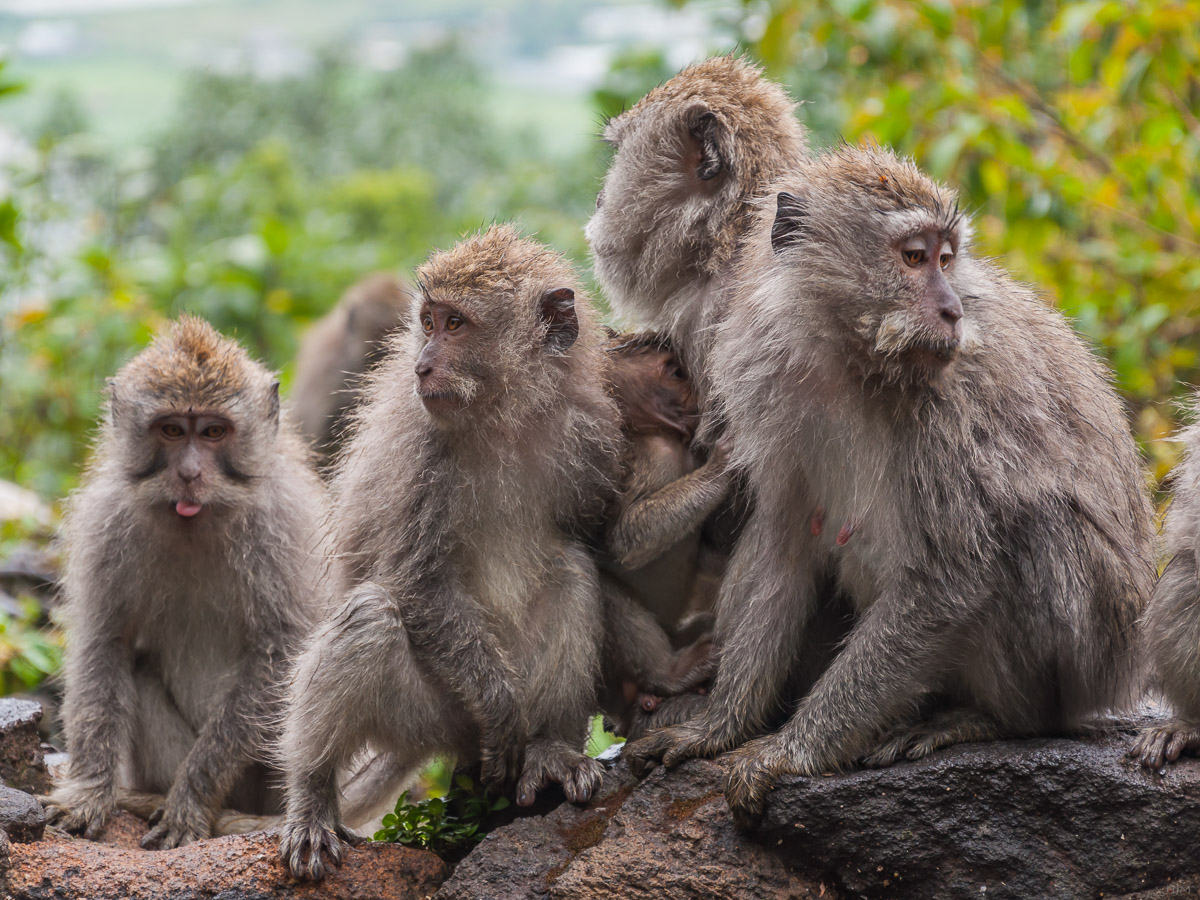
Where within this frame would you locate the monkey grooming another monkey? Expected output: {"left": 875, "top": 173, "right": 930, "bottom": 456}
{"left": 1132, "top": 398, "right": 1200, "bottom": 769}
{"left": 586, "top": 54, "right": 809, "bottom": 402}
{"left": 599, "top": 333, "right": 730, "bottom": 738}
{"left": 278, "top": 225, "right": 622, "bottom": 880}
{"left": 45, "top": 317, "right": 334, "bottom": 849}
{"left": 627, "top": 144, "right": 1154, "bottom": 828}
{"left": 291, "top": 272, "right": 412, "bottom": 464}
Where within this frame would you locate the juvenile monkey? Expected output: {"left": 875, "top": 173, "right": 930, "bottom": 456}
{"left": 586, "top": 54, "right": 809, "bottom": 401}
{"left": 628, "top": 145, "right": 1154, "bottom": 828}
{"left": 599, "top": 333, "right": 730, "bottom": 737}
{"left": 278, "top": 226, "right": 622, "bottom": 880}
{"left": 1132, "top": 401, "right": 1200, "bottom": 769}
{"left": 46, "top": 317, "right": 332, "bottom": 848}
{"left": 291, "top": 272, "right": 412, "bottom": 463}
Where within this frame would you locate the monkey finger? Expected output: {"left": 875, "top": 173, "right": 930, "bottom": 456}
{"left": 1166, "top": 733, "right": 1187, "bottom": 763}
{"left": 562, "top": 757, "right": 604, "bottom": 805}
{"left": 147, "top": 805, "right": 165, "bottom": 827}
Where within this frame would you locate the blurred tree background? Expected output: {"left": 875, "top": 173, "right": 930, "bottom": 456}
{"left": 0, "top": 0, "right": 1197, "bottom": 693}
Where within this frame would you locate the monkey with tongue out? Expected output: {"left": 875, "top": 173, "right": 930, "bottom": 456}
{"left": 46, "top": 316, "right": 342, "bottom": 849}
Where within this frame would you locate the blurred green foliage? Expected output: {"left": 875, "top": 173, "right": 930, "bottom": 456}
{"left": 681, "top": 0, "right": 1200, "bottom": 480}
{"left": 373, "top": 773, "right": 510, "bottom": 858}
{"left": 0, "top": 44, "right": 603, "bottom": 500}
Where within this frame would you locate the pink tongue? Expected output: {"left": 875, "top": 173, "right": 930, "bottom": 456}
{"left": 176, "top": 501, "right": 203, "bottom": 517}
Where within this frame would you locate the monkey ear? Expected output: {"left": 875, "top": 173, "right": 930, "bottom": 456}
{"left": 771, "top": 191, "right": 809, "bottom": 253}
{"left": 687, "top": 108, "right": 728, "bottom": 182}
{"left": 539, "top": 288, "right": 579, "bottom": 356}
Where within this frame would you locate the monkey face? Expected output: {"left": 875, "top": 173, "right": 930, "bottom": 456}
{"left": 414, "top": 300, "right": 482, "bottom": 416}
{"left": 413, "top": 286, "right": 580, "bottom": 423}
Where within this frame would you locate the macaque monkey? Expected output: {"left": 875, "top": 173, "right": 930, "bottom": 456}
{"left": 291, "top": 273, "right": 412, "bottom": 463}
{"left": 1132, "top": 400, "right": 1200, "bottom": 769}
{"left": 278, "top": 225, "right": 622, "bottom": 880}
{"left": 628, "top": 145, "right": 1154, "bottom": 828}
{"left": 586, "top": 54, "right": 809, "bottom": 401}
{"left": 46, "top": 317, "right": 334, "bottom": 848}
{"left": 599, "top": 333, "right": 730, "bottom": 738}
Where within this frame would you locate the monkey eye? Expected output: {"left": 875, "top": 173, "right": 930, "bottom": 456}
{"left": 421, "top": 314, "right": 434, "bottom": 334}
{"left": 201, "top": 424, "right": 226, "bottom": 440}
{"left": 446, "top": 315, "right": 464, "bottom": 332}
{"left": 902, "top": 248, "right": 926, "bottom": 268}
{"left": 940, "top": 252, "right": 954, "bottom": 270}
{"left": 161, "top": 422, "right": 185, "bottom": 439}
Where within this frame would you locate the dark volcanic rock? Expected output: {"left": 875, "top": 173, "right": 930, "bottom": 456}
{"left": 0, "top": 784, "right": 45, "bottom": 843}
{"left": 0, "top": 699, "right": 50, "bottom": 793}
{"left": 437, "top": 754, "right": 831, "bottom": 900}
{"left": 441, "top": 729, "right": 1200, "bottom": 900}
{"left": 3, "top": 829, "right": 449, "bottom": 900}
{"left": 760, "top": 730, "right": 1200, "bottom": 899}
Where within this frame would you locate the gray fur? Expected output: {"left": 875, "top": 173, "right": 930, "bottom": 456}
{"left": 626, "top": 145, "right": 1154, "bottom": 828}
{"left": 1132, "top": 397, "right": 1200, "bottom": 768}
{"left": 46, "top": 316, "right": 333, "bottom": 848}
{"left": 291, "top": 272, "right": 413, "bottom": 466}
{"left": 277, "top": 226, "right": 622, "bottom": 880}
{"left": 586, "top": 55, "right": 810, "bottom": 404}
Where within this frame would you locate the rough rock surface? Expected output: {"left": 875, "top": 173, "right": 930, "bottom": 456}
{"left": 440, "top": 728, "right": 1200, "bottom": 900}
{"left": 3, "top": 829, "right": 449, "bottom": 900}
{"left": 0, "top": 784, "right": 45, "bottom": 843}
{"left": 437, "top": 755, "right": 832, "bottom": 900}
{"left": 0, "top": 699, "right": 51, "bottom": 793}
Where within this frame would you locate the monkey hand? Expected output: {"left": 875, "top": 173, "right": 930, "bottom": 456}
{"left": 43, "top": 782, "right": 116, "bottom": 841}
{"left": 708, "top": 434, "right": 734, "bottom": 472}
{"left": 279, "top": 816, "right": 356, "bottom": 881}
{"left": 140, "top": 788, "right": 211, "bottom": 850}
{"left": 516, "top": 740, "right": 604, "bottom": 807}
{"left": 1129, "top": 720, "right": 1200, "bottom": 773}
{"left": 623, "top": 690, "right": 711, "bottom": 743}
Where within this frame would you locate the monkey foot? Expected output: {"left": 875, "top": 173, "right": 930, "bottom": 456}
{"left": 722, "top": 734, "right": 822, "bottom": 831}
{"left": 279, "top": 817, "right": 353, "bottom": 881}
{"left": 141, "top": 813, "right": 209, "bottom": 850}
{"left": 43, "top": 787, "right": 115, "bottom": 842}
{"left": 623, "top": 717, "right": 728, "bottom": 777}
{"left": 861, "top": 709, "right": 1003, "bottom": 768}
{"left": 1129, "top": 720, "right": 1200, "bottom": 772}
{"left": 516, "top": 740, "right": 603, "bottom": 807}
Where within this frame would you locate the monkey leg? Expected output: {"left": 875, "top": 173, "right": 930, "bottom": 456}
{"left": 126, "top": 663, "right": 197, "bottom": 795}
{"left": 721, "top": 580, "right": 960, "bottom": 830}
{"left": 624, "top": 514, "right": 816, "bottom": 776}
{"left": 860, "top": 707, "right": 1004, "bottom": 768}
{"left": 1130, "top": 719, "right": 1200, "bottom": 772}
{"left": 518, "top": 547, "right": 605, "bottom": 807}
{"left": 279, "top": 585, "right": 443, "bottom": 881}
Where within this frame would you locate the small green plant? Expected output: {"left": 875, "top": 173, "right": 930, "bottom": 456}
{"left": 373, "top": 772, "right": 510, "bottom": 856}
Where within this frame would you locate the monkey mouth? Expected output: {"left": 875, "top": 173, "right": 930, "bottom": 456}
{"left": 174, "top": 499, "right": 203, "bottom": 517}
{"left": 417, "top": 388, "right": 468, "bottom": 415}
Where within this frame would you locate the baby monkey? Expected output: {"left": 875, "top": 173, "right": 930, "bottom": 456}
{"left": 601, "top": 333, "right": 730, "bottom": 738}
{"left": 45, "top": 317, "right": 331, "bottom": 848}
{"left": 278, "top": 226, "right": 622, "bottom": 880}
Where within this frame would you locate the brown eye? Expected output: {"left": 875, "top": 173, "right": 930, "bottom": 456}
{"left": 161, "top": 423, "right": 184, "bottom": 439}
{"left": 201, "top": 424, "right": 226, "bottom": 440}
{"left": 446, "top": 316, "right": 463, "bottom": 332}
{"left": 940, "top": 253, "right": 953, "bottom": 270}
{"left": 421, "top": 314, "right": 433, "bottom": 334}
{"left": 903, "top": 248, "right": 926, "bottom": 267}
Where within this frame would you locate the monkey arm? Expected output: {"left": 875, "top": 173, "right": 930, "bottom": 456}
{"left": 609, "top": 452, "right": 731, "bottom": 571}
{"left": 141, "top": 641, "right": 284, "bottom": 850}
{"left": 48, "top": 622, "right": 137, "bottom": 838}
{"left": 722, "top": 576, "right": 965, "bottom": 828}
